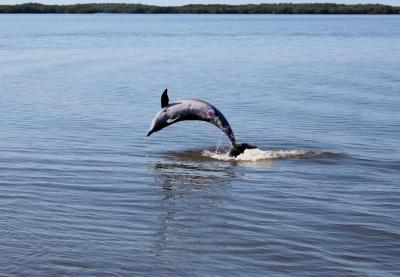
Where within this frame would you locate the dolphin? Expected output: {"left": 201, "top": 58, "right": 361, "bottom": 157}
{"left": 147, "top": 89, "right": 256, "bottom": 157}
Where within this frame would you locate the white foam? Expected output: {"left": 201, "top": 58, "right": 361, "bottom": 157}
{"left": 202, "top": 148, "right": 312, "bottom": 162}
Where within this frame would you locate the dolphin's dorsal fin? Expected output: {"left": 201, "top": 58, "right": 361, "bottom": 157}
{"left": 161, "top": 89, "right": 169, "bottom": 108}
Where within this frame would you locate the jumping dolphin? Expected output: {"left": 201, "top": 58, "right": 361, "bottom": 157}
{"left": 147, "top": 89, "right": 256, "bottom": 157}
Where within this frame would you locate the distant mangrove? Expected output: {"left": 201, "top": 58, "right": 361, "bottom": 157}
{"left": 0, "top": 3, "right": 399, "bottom": 14}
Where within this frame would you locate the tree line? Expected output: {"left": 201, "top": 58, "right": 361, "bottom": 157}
{"left": 0, "top": 3, "right": 399, "bottom": 14}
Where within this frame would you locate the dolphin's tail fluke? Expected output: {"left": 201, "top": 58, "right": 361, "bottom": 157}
{"left": 229, "top": 143, "right": 257, "bottom": 157}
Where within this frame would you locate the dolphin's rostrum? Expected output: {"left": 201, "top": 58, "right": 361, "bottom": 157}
{"left": 147, "top": 89, "right": 256, "bottom": 157}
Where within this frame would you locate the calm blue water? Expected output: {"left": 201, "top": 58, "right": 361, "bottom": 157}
{"left": 1, "top": 14, "right": 399, "bottom": 276}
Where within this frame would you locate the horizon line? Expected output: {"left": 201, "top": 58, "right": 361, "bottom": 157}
{"left": 1, "top": 2, "right": 399, "bottom": 7}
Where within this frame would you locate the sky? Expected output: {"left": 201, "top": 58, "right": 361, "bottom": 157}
{"left": 0, "top": 0, "right": 398, "bottom": 6}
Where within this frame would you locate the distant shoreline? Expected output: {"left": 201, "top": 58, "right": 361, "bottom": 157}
{"left": 1, "top": 3, "right": 400, "bottom": 14}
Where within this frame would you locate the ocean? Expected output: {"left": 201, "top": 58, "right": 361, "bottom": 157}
{"left": 0, "top": 14, "right": 399, "bottom": 276}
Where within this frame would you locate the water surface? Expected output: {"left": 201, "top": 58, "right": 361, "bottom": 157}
{"left": 0, "top": 14, "right": 399, "bottom": 276}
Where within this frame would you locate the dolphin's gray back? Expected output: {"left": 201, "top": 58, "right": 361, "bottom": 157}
{"left": 167, "top": 99, "right": 236, "bottom": 145}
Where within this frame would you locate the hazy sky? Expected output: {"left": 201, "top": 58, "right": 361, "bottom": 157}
{"left": 1, "top": 0, "right": 398, "bottom": 5}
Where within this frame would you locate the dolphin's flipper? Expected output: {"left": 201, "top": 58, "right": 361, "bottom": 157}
{"left": 161, "top": 89, "right": 169, "bottom": 108}
{"left": 166, "top": 117, "right": 180, "bottom": 124}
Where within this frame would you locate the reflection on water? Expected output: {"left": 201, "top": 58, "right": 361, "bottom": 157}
{"left": 154, "top": 162, "right": 234, "bottom": 191}
{"left": 152, "top": 160, "right": 233, "bottom": 259}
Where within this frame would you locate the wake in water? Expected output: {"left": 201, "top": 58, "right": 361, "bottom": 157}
{"left": 202, "top": 148, "right": 336, "bottom": 162}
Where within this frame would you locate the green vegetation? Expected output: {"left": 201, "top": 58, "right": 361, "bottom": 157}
{"left": 0, "top": 3, "right": 399, "bottom": 14}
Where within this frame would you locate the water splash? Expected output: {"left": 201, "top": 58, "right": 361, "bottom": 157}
{"left": 203, "top": 148, "right": 330, "bottom": 162}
